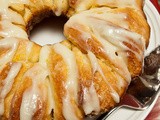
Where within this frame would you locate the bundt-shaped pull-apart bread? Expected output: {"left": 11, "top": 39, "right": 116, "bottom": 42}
{"left": 0, "top": 0, "right": 150, "bottom": 120}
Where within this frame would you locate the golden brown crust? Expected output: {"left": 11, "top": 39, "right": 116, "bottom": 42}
{"left": 67, "top": 0, "right": 145, "bottom": 16}
{"left": 64, "top": 7, "right": 149, "bottom": 78}
{"left": 72, "top": 46, "right": 93, "bottom": 114}
{"left": 12, "top": 39, "right": 41, "bottom": 62}
{"left": 3, "top": 62, "right": 34, "bottom": 119}
{"left": 48, "top": 44, "right": 84, "bottom": 120}
{"left": 9, "top": 78, "right": 32, "bottom": 120}
{"left": 48, "top": 50, "right": 67, "bottom": 120}
{"left": 68, "top": 41, "right": 128, "bottom": 114}
{"left": 123, "top": 8, "right": 150, "bottom": 47}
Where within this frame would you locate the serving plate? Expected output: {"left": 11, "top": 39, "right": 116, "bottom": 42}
{"left": 30, "top": 0, "right": 160, "bottom": 119}
{"left": 106, "top": 0, "right": 160, "bottom": 119}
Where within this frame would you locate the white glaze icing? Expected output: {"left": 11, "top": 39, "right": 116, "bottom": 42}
{"left": 93, "top": 8, "right": 128, "bottom": 28}
{"left": 54, "top": 0, "right": 68, "bottom": 16}
{"left": 20, "top": 89, "right": 41, "bottom": 120}
{"left": 82, "top": 83, "right": 100, "bottom": 115}
{"left": 66, "top": 7, "right": 129, "bottom": 29}
{"left": 0, "top": 62, "right": 22, "bottom": 115}
{"left": 95, "top": 0, "right": 137, "bottom": 9}
{"left": 88, "top": 51, "right": 120, "bottom": 103}
{"left": 0, "top": 38, "right": 19, "bottom": 70}
{"left": 39, "top": 45, "right": 51, "bottom": 68}
{"left": 65, "top": 8, "right": 147, "bottom": 82}
{"left": 0, "top": 20, "right": 28, "bottom": 39}
{"left": 70, "top": 0, "right": 138, "bottom": 13}
{"left": 39, "top": 46, "right": 55, "bottom": 114}
{"left": 53, "top": 43, "right": 79, "bottom": 120}
{"left": 20, "top": 64, "right": 49, "bottom": 120}
{"left": 0, "top": 0, "right": 26, "bottom": 25}
{"left": 115, "top": 73, "right": 125, "bottom": 90}
{"left": 62, "top": 92, "right": 79, "bottom": 120}
{"left": 26, "top": 42, "right": 33, "bottom": 60}
{"left": 88, "top": 17, "right": 143, "bottom": 81}
{"left": 73, "top": 0, "right": 94, "bottom": 12}
{"left": 91, "top": 23, "right": 131, "bottom": 81}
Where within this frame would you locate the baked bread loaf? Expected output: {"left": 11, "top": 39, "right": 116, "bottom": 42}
{"left": 0, "top": 0, "right": 150, "bottom": 119}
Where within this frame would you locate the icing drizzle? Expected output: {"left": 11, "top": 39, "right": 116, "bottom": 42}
{"left": 53, "top": 43, "right": 79, "bottom": 120}
{"left": 0, "top": 62, "right": 22, "bottom": 115}
{"left": 0, "top": 38, "right": 19, "bottom": 70}
{"left": 88, "top": 51, "right": 120, "bottom": 103}
{"left": 82, "top": 83, "right": 100, "bottom": 115}
{"left": 20, "top": 64, "right": 49, "bottom": 120}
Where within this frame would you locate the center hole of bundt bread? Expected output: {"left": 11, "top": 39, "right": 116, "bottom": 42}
{"left": 29, "top": 16, "right": 67, "bottom": 46}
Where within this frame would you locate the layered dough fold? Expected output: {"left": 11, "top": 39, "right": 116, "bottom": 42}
{"left": 0, "top": 0, "right": 150, "bottom": 120}
{"left": 64, "top": 7, "right": 149, "bottom": 77}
